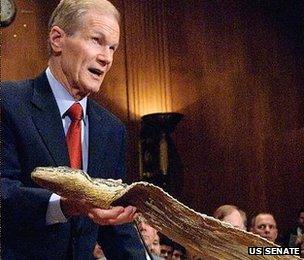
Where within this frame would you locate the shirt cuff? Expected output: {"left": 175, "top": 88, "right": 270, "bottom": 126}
{"left": 46, "top": 193, "right": 68, "bottom": 225}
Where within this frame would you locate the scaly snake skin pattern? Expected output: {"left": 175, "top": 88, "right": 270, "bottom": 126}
{"left": 31, "top": 167, "right": 300, "bottom": 260}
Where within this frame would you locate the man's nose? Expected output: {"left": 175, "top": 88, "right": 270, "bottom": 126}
{"left": 97, "top": 47, "right": 112, "bottom": 66}
{"left": 264, "top": 226, "right": 271, "bottom": 233}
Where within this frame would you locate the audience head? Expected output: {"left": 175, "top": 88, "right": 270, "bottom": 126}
{"left": 238, "top": 209, "right": 247, "bottom": 228}
{"left": 138, "top": 220, "right": 157, "bottom": 244}
{"left": 172, "top": 242, "right": 186, "bottom": 260}
{"left": 213, "top": 204, "right": 247, "bottom": 230}
{"left": 250, "top": 213, "right": 278, "bottom": 242}
{"left": 149, "top": 232, "right": 161, "bottom": 256}
{"left": 159, "top": 234, "right": 174, "bottom": 259}
{"left": 137, "top": 214, "right": 161, "bottom": 256}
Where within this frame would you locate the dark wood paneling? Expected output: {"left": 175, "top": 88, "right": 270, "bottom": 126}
{"left": 166, "top": 0, "right": 304, "bottom": 234}
{"left": 1, "top": 0, "right": 59, "bottom": 80}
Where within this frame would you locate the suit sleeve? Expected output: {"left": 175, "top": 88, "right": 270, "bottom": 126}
{"left": 115, "top": 124, "right": 127, "bottom": 180}
{"left": 98, "top": 223, "right": 147, "bottom": 259}
{"left": 1, "top": 102, "right": 52, "bottom": 231}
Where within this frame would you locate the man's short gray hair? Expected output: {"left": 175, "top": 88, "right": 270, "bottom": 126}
{"left": 48, "top": 0, "right": 120, "bottom": 35}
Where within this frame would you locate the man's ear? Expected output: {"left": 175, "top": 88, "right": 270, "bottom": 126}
{"left": 49, "top": 26, "right": 66, "bottom": 54}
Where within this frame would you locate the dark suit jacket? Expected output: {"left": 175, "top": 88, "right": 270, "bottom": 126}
{"left": 282, "top": 226, "right": 303, "bottom": 247}
{"left": 1, "top": 72, "right": 146, "bottom": 260}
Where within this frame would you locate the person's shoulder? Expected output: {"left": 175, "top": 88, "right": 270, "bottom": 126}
{"left": 288, "top": 226, "right": 299, "bottom": 234}
{"left": 1, "top": 78, "right": 34, "bottom": 101}
{"left": 88, "top": 98, "right": 125, "bottom": 127}
{"left": 2, "top": 72, "right": 48, "bottom": 106}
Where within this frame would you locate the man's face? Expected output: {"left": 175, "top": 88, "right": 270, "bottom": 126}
{"left": 298, "top": 212, "right": 304, "bottom": 229}
{"left": 172, "top": 249, "right": 184, "bottom": 260}
{"left": 138, "top": 222, "right": 157, "bottom": 246}
{"left": 160, "top": 244, "right": 173, "bottom": 259}
{"left": 52, "top": 10, "right": 120, "bottom": 99}
{"left": 150, "top": 234, "right": 161, "bottom": 256}
{"left": 251, "top": 214, "right": 278, "bottom": 242}
{"left": 222, "top": 209, "right": 246, "bottom": 230}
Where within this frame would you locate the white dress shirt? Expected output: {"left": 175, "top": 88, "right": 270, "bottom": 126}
{"left": 45, "top": 67, "right": 89, "bottom": 225}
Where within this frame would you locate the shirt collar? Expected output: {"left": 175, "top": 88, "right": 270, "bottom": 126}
{"left": 46, "top": 67, "right": 87, "bottom": 121}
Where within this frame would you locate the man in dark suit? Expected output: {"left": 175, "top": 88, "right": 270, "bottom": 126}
{"left": 1, "top": 0, "right": 146, "bottom": 259}
{"left": 283, "top": 208, "right": 304, "bottom": 247}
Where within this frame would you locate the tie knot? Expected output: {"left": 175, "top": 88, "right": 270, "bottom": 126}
{"left": 67, "top": 103, "right": 83, "bottom": 121}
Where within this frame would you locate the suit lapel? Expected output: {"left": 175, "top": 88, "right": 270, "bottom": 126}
{"left": 87, "top": 100, "right": 110, "bottom": 178}
{"left": 30, "top": 73, "right": 70, "bottom": 167}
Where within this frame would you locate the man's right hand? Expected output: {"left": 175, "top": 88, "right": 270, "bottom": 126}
{"left": 60, "top": 197, "right": 137, "bottom": 225}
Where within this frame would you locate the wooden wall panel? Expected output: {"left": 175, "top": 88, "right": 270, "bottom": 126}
{"left": 122, "top": 0, "right": 172, "bottom": 181}
{"left": 1, "top": 0, "right": 58, "bottom": 80}
{"left": 123, "top": 0, "right": 171, "bottom": 120}
{"left": 166, "top": 0, "right": 303, "bottom": 234}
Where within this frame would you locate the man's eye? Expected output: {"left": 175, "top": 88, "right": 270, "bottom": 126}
{"left": 92, "top": 37, "right": 99, "bottom": 43}
{"left": 110, "top": 46, "right": 116, "bottom": 51}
